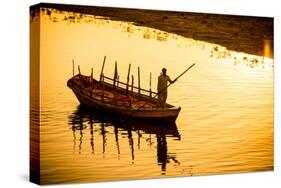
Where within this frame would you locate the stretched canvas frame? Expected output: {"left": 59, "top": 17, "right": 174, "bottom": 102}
{"left": 30, "top": 3, "right": 274, "bottom": 185}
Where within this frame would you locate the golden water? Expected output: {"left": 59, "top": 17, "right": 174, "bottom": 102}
{"left": 30, "top": 9, "right": 273, "bottom": 184}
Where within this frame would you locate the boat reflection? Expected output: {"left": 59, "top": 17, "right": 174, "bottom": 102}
{"left": 68, "top": 105, "right": 181, "bottom": 173}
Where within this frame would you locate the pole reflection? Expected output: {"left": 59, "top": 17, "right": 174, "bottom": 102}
{"left": 68, "top": 105, "right": 181, "bottom": 174}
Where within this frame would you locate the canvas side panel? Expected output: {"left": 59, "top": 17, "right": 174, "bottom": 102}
{"left": 30, "top": 4, "right": 41, "bottom": 185}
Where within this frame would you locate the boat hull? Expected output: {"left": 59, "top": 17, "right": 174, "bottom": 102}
{"left": 71, "top": 105, "right": 181, "bottom": 139}
{"left": 69, "top": 85, "right": 181, "bottom": 123}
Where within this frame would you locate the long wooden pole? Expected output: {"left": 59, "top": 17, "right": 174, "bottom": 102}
{"left": 138, "top": 66, "right": 141, "bottom": 96}
{"left": 129, "top": 63, "right": 195, "bottom": 114}
{"left": 173, "top": 63, "right": 195, "bottom": 82}
{"left": 78, "top": 65, "right": 81, "bottom": 75}
{"left": 78, "top": 65, "right": 82, "bottom": 91}
{"left": 100, "top": 56, "right": 106, "bottom": 81}
{"left": 126, "top": 64, "right": 131, "bottom": 93}
{"left": 117, "top": 75, "right": 120, "bottom": 88}
{"left": 131, "top": 75, "right": 134, "bottom": 96}
{"left": 114, "top": 61, "right": 118, "bottom": 87}
{"left": 149, "top": 72, "right": 152, "bottom": 100}
{"left": 130, "top": 75, "right": 134, "bottom": 108}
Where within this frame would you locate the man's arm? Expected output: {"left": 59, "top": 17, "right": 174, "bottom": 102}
{"left": 168, "top": 76, "right": 175, "bottom": 84}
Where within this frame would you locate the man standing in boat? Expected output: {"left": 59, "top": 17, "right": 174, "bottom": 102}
{"left": 157, "top": 68, "right": 175, "bottom": 108}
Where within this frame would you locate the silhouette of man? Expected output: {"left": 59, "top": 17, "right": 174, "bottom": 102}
{"left": 157, "top": 68, "right": 175, "bottom": 108}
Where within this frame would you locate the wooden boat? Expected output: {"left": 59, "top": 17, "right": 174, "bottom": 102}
{"left": 70, "top": 105, "right": 181, "bottom": 139}
{"left": 67, "top": 59, "right": 181, "bottom": 122}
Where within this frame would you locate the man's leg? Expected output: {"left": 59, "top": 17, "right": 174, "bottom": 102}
{"left": 157, "top": 92, "right": 162, "bottom": 107}
{"left": 162, "top": 91, "right": 167, "bottom": 108}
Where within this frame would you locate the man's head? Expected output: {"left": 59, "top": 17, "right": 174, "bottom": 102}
{"left": 162, "top": 68, "right": 167, "bottom": 76}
